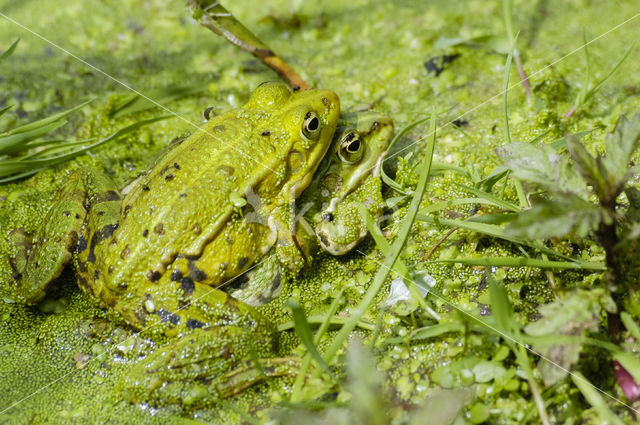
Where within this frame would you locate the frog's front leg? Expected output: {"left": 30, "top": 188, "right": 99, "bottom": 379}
{"left": 10, "top": 168, "right": 120, "bottom": 304}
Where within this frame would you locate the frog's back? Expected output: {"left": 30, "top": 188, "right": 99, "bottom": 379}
{"left": 89, "top": 83, "right": 340, "bottom": 302}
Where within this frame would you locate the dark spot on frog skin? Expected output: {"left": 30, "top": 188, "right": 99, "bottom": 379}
{"left": 100, "top": 190, "right": 121, "bottom": 202}
{"left": 165, "top": 173, "right": 174, "bottom": 181}
{"left": 180, "top": 277, "right": 195, "bottom": 295}
{"left": 108, "top": 265, "right": 114, "bottom": 274}
{"left": 120, "top": 245, "right": 131, "bottom": 259}
{"left": 76, "top": 234, "right": 88, "bottom": 253}
{"left": 452, "top": 119, "right": 468, "bottom": 127}
{"left": 75, "top": 213, "right": 80, "bottom": 219}
{"left": 237, "top": 257, "right": 249, "bottom": 269}
{"left": 170, "top": 270, "right": 183, "bottom": 281}
{"left": 179, "top": 193, "right": 187, "bottom": 198}
{"left": 98, "top": 211, "right": 104, "bottom": 216}
{"left": 322, "top": 97, "right": 329, "bottom": 106}
{"left": 122, "top": 204, "right": 132, "bottom": 218}
{"left": 147, "top": 270, "right": 162, "bottom": 282}
{"left": 261, "top": 130, "right": 271, "bottom": 136}
{"left": 293, "top": 85, "right": 301, "bottom": 92}
{"left": 371, "top": 121, "right": 380, "bottom": 131}
{"left": 94, "top": 270, "right": 99, "bottom": 281}
{"left": 118, "top": 281, "right": 127, "bottom": 290}
{"left": 188, "top": 262, "right": 207, "bottom": 282}
{"left": 155, "top": 308, "right": 180, "bottom": 326}
{"left": 154, "top": 223, "right": 164, "bottom": 235}
{"left": 192, "top": 223, "right": 201, "bottom": 235}
{"left": 213, "top": 124, "right": 225, "bottom": 133}
{"left": 186, "top": 319, "right": 205, "bottom": 330}
{"left": 142, "top": 229, "right": 148, "bottom": 237}
{"left": 173, "top": 162, "right": 180, "bottom": 170}
{"left": 63, "top": 211, "right": 70, "bottom": 217}
{"left": 142, "top": 185, "right": 150, "bottom": 191}
{"left": 87, "top": 224, "right": 118, "bottom": 263}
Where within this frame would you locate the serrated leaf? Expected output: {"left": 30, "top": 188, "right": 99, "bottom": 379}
{"left": 506, "top": 196, "right": 601, "bottom": 239}
{"left": 566, "top": 134, "right": 610, "bottom": 199}
{"left": 603, "top": 114, "right": 640, "bottom": 185}
{"left": 495, "top": 142, "right": 588, "bottom": 197}
{"left": 525, "top": 289, "right": 607, "bottom": 385}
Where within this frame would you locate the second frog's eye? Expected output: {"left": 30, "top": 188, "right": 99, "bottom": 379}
{"left": 301, "top": 111, "right": 321, "bottom": 140}
{"left": 338, "top": 130, "right": 364, "bottom": 164}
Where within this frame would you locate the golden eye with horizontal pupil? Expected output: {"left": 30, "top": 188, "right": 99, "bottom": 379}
{"left": 301, "top": 111, "right": 321, "bottom": 140}
{"left": 338, "top": 130, "right": 364, "bottom": 164}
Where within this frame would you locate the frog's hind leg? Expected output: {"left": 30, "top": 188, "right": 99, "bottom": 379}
{"left": 120, "top": 325, "right": 299, "bottom": 408}
{"left": 10, "top": 168, "right": 120, "bottom": 304}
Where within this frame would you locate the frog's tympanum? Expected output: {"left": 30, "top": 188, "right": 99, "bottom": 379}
{"left": 8, "top": 83, "right": 393, "bottom": 407}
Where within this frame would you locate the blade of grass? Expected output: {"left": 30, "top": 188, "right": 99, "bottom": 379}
{"left": 0, "top": 105, "right": 13, "bottom": 118}
{"left": 571, "top": 372, "right": 626, "bottom": 425}
{"left": 453, "top": 182, "right": 520, "bottom": 211}
{"left": 0, "top": 116, "right": 169, "bottom": 182}
{"left": 321, "top": 113, "right": 438, "bottom": 367}
{"left": 110, "top": 84, "right": 206, "bottom": 118}
{"left": 416, "top": 214, "right": 577, "bottom": 261}
{"left": 0, "top": 39, "right": 19, "bottom": 63}
{"left": 434, "top": 256, "right": 605, "bottom": 270}
{"left": 381, "top": 115, "right": 432, "bottom": 195}
{"left": 285, "top": 300, "right": 333, "bottom": 376}
{"left": 4, "top": 99, "right": 92, "bottom": 135}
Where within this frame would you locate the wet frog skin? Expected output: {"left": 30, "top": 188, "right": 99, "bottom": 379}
{"left": 10, "top": 82, "right": 340, "bottom": 405}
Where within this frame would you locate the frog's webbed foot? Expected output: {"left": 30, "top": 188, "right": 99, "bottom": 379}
{"left": 227, "top": 252, "right": 285, "bottom": 307}
{"left": 10, "top": 169, "right": 120, "bottom": 304}
{"left": 120, "top": 326, "right": 297, "bottom": 408}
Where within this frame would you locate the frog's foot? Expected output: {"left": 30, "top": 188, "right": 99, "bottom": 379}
{"left": 227, "top": 253, "right": 285, "bottom": 307}
{"left": 9, "top": 169, "right": 120, "bottom": 304}
{"left": 120, "top": 326, "right": 297, "bottom": 408}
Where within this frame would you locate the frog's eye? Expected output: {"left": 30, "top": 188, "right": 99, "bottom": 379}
{"left": 338, "top": 130, "right": 364, "bottom": 164}
{"left": 301, "top": 111, "right": 321, "bottom": 140}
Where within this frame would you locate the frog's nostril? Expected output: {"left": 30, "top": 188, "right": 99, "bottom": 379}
{"left": 322, "top": 212, "right": 334, "bottom": 222}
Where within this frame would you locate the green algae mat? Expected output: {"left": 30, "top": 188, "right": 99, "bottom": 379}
{"left": 2, "top": 1, "right": 640, "bottom": 423}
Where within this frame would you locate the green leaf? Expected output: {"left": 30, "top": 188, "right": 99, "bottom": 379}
{"left": 603, "top": 114, "right": 640, "bottom": 186}
{"left": 506, "top": 196, "right": 602, "bottom": 239}
{"left": 525, "top": 289, "right": 607, "bottom": 385}
{"left": 110, "top": 84, "right": 206, "bottom": 118}
{"left": 488, "top": 276, "right": 518, "bottom": 337}
{"left": 571, "top": 372, "right": 626, "bottom": 425}
{"left": 435, "top": 257, "right": 605, "bottom": 271}
{"left": 5, "top": 99, "right": 92, "bottom": 135}
{"left": 285, "top": 300, "right": 332, "bottom": 376}
{"left": 565, "top": 134, "right": 609, "bottom": 199}
{"left": 0, "top": 105, "right": 13, "bottom": 118}
{"left": 0, "top": 39, "right": 19, "bottom": 63}
{"left": 495, "top": 142, "right": 588, "bottom": 197}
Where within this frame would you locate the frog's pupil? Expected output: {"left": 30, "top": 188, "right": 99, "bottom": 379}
{"left": 308, "top": 117, "right": 319, "bottom": 131}
{"left": 348, "top": 139, "right": 361, "bottom": 152}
